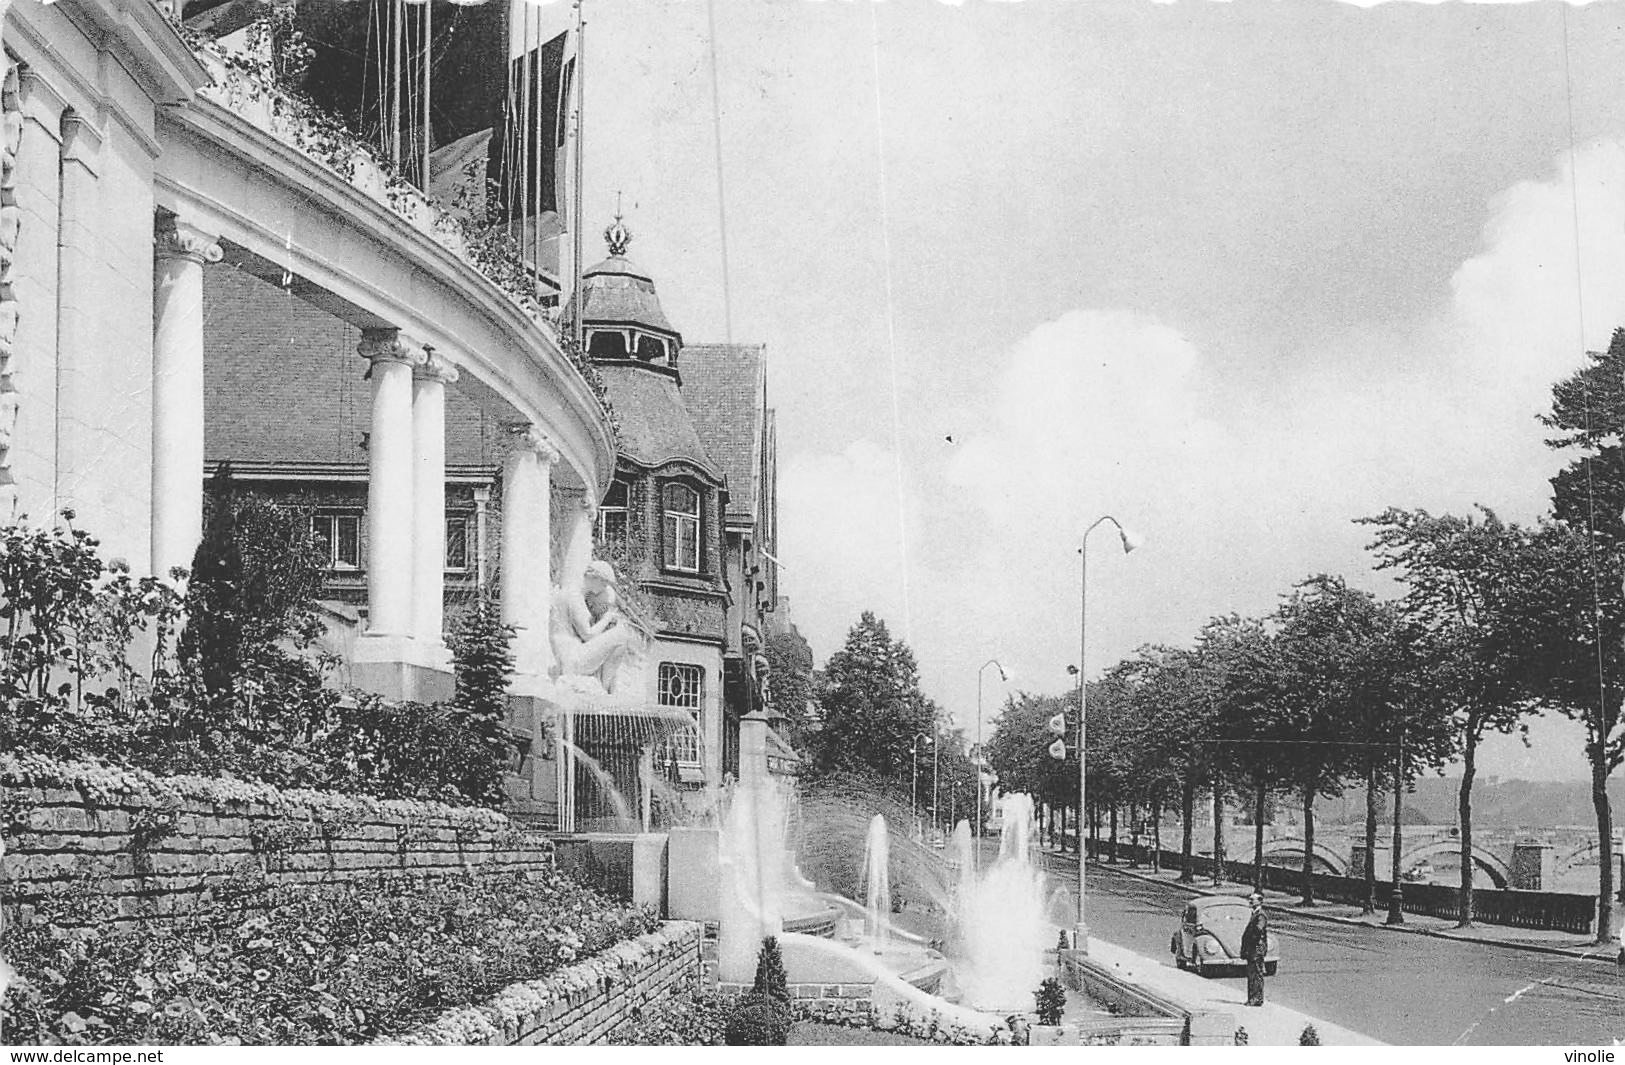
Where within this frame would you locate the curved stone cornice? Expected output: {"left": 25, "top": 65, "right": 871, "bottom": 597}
{"left": 415, "top": 349, "right": 460, "bottom": 386}
{"left": 154, "top": 220, "right": 223, "bottom": 265}
{"left": 357, "top": 329, "right": 427, "bottom": 369}
{"left": 156, "top": 95, "right": 616, "bottom": 499}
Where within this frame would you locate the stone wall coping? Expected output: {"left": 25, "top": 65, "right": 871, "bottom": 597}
{"left": 374, "top": 921, "right": 702, "bottom": 1046}
{"left": 2, "top": 754, "right": 525, "bottom": 833}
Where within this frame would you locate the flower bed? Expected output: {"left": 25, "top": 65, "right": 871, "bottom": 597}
{"left": 380, "top": 923, "right": 701, "bottom": 1046}
{"left": 2, "top": 865, "right": 657, "bottom": 1045}
{"left": 2, "top": 752, "right": 513, "bottom": 833}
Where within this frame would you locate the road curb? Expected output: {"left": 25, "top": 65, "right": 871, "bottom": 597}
{"left": 1048, "top": 848, "right": 1619, "bottom": 968}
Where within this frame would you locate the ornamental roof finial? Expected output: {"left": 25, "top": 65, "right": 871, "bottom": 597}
{"left": 605, "top": 191, "right": 631, "bottom": 257}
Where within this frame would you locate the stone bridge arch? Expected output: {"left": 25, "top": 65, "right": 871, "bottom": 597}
{"left": 1400, "top": 840, "right": 1510, "bottom": 889}
{"left": 1259, "top": 837, "right": 1347, "bottom": 876}
{"left": 1555, "top": 839, "right": 1607, "bottom": 876}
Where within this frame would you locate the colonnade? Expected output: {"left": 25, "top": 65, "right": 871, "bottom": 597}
{"left": 150, "top": 212, "right": 581, "bottom": 689}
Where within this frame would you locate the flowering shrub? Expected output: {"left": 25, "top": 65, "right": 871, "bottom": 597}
{"left": 2, "top": 866, "right": 658, "bottom": 1045}
{"left": 0, "top": 502, "right": 515, "bottom": 807}
{"left": 0, "top": 752, "right": 515, "bottom": 834}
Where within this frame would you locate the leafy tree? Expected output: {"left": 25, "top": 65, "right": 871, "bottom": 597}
{"left": 764, "top": 627, "right": 816, "bottom": 750}
{"left": 984, "top": 690, "right": 1077, "bottom": 838}
{"left": 1362, "top": 506, "right": 1538, "bottom": 926}
{"left": 811, "top": 612, "right": 937, "bottom": 782}
{"left": 1540, "top": 330, "right": 1625, "bottom": 942}
{"left": 1192, "top": 615, "right": 1271, "bottom": 883}
{"left": 1268, "top": 575, "right": 1378, "bottom": 905}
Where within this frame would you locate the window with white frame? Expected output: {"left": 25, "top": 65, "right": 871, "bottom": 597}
{"left": 310, "top": 511, "right": 361, "bottom": 571}
{"left": 444, "top": 513, "right": 471, "bottom": 572}
{"left": 659, "top": 662, "right": 704, "bottom": 766}
{"left": 598, "top": 480, "right": 628, "bottom": 544}
{"left": 662, "top": 482, "right": 701, "bottom": 573}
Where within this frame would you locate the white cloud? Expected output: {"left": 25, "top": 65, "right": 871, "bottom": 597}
{"left": 778, "top": 438, "right": 920, "bottom": 661}
{"left": 778, "top": 138, "right": 1625, "bottom": 780}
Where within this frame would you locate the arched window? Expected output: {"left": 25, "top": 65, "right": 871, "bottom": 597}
{"left": 662, "top": 481, "right": 701, "bottom": 573}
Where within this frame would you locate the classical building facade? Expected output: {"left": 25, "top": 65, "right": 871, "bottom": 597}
{"left": 6, "top": 1, "right": 616, "bottom": 831}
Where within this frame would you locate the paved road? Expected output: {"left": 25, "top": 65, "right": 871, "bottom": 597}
{"left": 1046, "top": 855, "right": 1625, "bottom": 1046}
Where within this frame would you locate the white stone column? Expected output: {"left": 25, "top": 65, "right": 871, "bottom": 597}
{"left": 411, "top": 349, "right": 457, "bottom": 643}
{"left": 151, "top": 217, "right": 221, "bottom": 579}
{"left": 501, "top": 423, "right": 559, "bottom": 676}
{"left": 359, "top": 329, "right": 424, "bottom": 636}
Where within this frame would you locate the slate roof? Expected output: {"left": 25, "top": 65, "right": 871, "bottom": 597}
{"left": 680, "top": 343, "right": 766, "bottom": 525}
{"left": 568, "top": 255, "right": 680, "bottom": 338}
{"left": 599, "top": 364, "right": 721, "bottom": 480}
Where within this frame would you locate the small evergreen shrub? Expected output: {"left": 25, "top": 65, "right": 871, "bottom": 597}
{"left": 1034, "top": 977, "right": 1066, "bottom": 1026}
{"left": 1299, "top": 1024, "right": 1321, "bottom": 1046}
{"left": 447, "top": 594, "right": 517, "bottom": 807}
{"left": 751, "top": 936, "right": 790, "bottom": 1005}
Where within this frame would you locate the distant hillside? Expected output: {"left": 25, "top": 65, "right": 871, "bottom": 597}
{"left": 1321, "top": 776, "right": 1625, "bottom": 830}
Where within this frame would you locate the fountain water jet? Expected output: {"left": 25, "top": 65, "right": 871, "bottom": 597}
{"left": 862, "top": 814, "right": 892, "bottom": 954}
{"left": 956, "top": 792, "right": 1051, "bottom": 1010}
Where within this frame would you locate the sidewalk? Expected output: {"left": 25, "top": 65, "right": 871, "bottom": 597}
{"left": 1084, "top": 936, "right": 1383, "bottom": 1047}
{"left": 1050, "top": 845, "right": 1620, "bottom": 965}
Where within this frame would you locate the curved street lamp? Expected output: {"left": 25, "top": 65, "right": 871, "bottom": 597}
{"left": 976, "top": 658, "right": 1009, "bottom": 867}
{"left": 1073, "top": 514, "right": 1140, "bottom": 955}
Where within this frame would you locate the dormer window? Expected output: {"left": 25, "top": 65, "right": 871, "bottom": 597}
{"left": 588, "top": 329, "right": 629, "bottom": 359}
{"left": 662, "top": 481, "right": 701, "bottom": 573}
{"left": 637, "top": 334, "right": 669, "bottom": 365}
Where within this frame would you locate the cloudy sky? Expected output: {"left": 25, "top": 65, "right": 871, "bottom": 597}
{"left": 578, "top": 0, "right": 1625, "bottom": 782}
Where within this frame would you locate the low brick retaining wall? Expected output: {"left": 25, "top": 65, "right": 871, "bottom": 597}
{"left": 1, "top": 757, "right": 553, "bottom": 920}
{"left": 1059, "top": 949, "right": 1222, "bottom": 1046}
{"left": 375, "top": 922, "right": 703, "bottom": 1045}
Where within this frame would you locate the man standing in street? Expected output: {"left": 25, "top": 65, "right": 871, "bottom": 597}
{"left": 1242, "top": 892, "right": 1269, "bottom": 1006}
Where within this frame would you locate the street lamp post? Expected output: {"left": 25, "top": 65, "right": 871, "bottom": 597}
{"left": 932, "top": 741, "right": 940, "bottom": 839}
{"left": 1074, "top": 515, "right": 1140, "bottom": 955}
{"left": 976, "top": 659, "right": 1008, "bottom": 862}
{"left": 911, "top": 733, "right": 933, "bottom": 837}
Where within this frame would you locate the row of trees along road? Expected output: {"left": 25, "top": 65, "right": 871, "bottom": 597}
{"left": 984, "top": 328, "right": 1625, "bottom": 944}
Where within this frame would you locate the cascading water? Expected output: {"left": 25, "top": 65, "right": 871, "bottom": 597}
{"left": 861, "top": 815, "right": 892, "bottom": 954}
{"left": 956, "top": 792, "right": 1050, "bottom": 1010}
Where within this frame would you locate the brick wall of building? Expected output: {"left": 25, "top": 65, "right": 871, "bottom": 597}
{"left": 376, "top": 922, "right": 703, "bottom": 1046}
{"left": 1, "top": 765, "right": 553, "bottom": 922}
{"left": 203, "top": 266, "right": 510, "bottom": 469}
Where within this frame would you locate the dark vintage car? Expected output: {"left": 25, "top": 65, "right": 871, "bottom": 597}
{"left": 1169, "top": 894, "right": 1279, "bottom": 976}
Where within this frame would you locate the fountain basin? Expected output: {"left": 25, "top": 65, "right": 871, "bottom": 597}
{"left": 784, "top": 929, "right": 949, "bottom": 995}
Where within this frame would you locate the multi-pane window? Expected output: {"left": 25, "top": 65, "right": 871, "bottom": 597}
{"left": 311, "top": 512, "right": 361, "bottom": 571}
{"left": 598, "top": 480, "right": 628, "bottom": 544}
{"left": 445, "top": 514, "right": 471, "bottom": 572}
{"left": 659, "top": 662, "right": 704, "bottom": 766}
{"left": 662, "top": 482, "right": 700, "bottom": 573}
